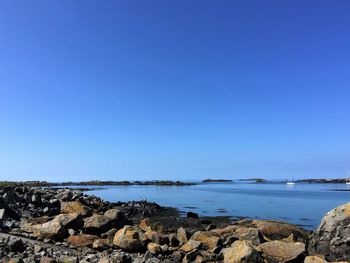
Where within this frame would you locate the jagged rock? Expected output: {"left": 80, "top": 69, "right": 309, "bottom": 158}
{"left": 212, "top": 225, "right": 238, "bottom": 236}
{"left": 250, "top": 220, "right": 308, "bottom": 242}
{"left": 258, "top": 240, "right": 306, "bottom": 263}
{"left": 40, "top": 257, "right": 56, "bottom": 263}
{"left": 67, "top": 234, "right": 98, "bottom": 248}
{"left": 92, "top": 238, "right": 112, "bottom": 250}
{"left": 21, "top": 216, "right": 51, "bottom": 233}
{"left": 180, "top": 239, "right": 201, "bottom": 252}
{"left": 304, "top": 256, "right": 327, "bottom": 263}
{"left": 190, "top": 231, "right": 221, "bottom": 250}
{"left": 308, "top": 202, "right": 350, "bottom": 262}
{"left": 113, "top": 225, "right": 145, "bottom": 251}
{"left": 61, "top": 201, "right": 90, "bottom": 216}
{"left": 33, "top": 213, "right": 82, "bottom": 241}
{"left": 144, "top": 229, "right": 161, "bottom": 244}
{"left": 147, "top": 242, "right": 162, "bottom": 254}
{"left": 235, "top": 227, "right": 263, "bottom": 245}
{"left": 84, "top": 209, "right": 128, "bottom": 234}
{"left": 177, "top": 227, "right": 189, "bottom": 245}
{"left": 150, "top": 222, "right": 164, "bottom": 234}
{"left": 33, "top": 244, "right": 42, "bottom": 253}
{"left": 139, "top": 218, "right": 151, "bottom": 231}
{"left": 223, "top": 240, "right": 263, "bottom": 263}
{"left": 84, "top": 214, "right": 113, "bottom": 234}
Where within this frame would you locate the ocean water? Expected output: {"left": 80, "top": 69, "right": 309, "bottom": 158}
{"left": 78, "top": 182, "right": 350, "bottom": 229}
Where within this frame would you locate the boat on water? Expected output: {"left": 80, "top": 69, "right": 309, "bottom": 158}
{"left": 286, "top": 173, "right": 295, "bottom": 186}
{"left": 346, "top": 170, "right": 350, "bottom": 185}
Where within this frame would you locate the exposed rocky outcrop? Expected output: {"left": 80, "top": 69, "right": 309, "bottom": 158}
{"left": 308, "top": 202, "right": 350, "bottom": 262}
{"left": 258, "top": 240, "right": 306, "bottom": 262}
{"left": 0, "top": 185, "right": 348, "bottom": 263}
{"left": 223, "top": 240, "right": 263, "bottom": 263}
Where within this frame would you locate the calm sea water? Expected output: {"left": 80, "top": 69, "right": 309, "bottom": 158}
{"left": 77, "top": 182, "right": 350, "bottom": 229}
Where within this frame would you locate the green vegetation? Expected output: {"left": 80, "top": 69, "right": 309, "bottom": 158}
{"left": 239, "top": 178, "right": 266, "bottom": 183}
{"left": 202, "top": 179, "right": 233, "bottom": 183}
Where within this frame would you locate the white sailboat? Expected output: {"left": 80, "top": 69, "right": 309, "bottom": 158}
{"left": 286, "top": 173, "right": 295, "bottom": 186}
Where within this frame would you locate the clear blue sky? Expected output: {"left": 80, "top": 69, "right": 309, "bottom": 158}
{"left": 0, "top": 1, "right": 349, "bottom": 182}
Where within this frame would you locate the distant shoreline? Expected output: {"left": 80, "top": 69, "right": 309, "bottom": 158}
{"left": 1, "top": 178, "right": 349, "bottom": 188}
{"left": 0, "top": 180, "right": 196, "bottom": 187}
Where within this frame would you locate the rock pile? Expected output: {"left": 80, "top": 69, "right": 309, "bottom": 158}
{"left": 1, "top": 185, "right": 349, "bottom": 262}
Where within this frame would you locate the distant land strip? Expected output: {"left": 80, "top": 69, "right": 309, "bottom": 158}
{"left": 1, "top": 178, "right": 349, "bottom": 188}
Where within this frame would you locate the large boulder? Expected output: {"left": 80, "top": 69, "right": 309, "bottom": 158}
{"left": 32, "top": 213, "right": 82, "bottom": 241}
{"left": 61, "top": 201, "right": 91, "bottom": 216}
{"left": 190, "top": 231, "right": 221, "bottom": 250}
{"left": 308, "top": 202, "right": 350, "bottom": 261}
{"left": 304, "top": 256, "right": 327, "bottom": 263}
{"left": 223, "top": 240, "right": 263, "bottom": 263}
{"left": 84, "top": 214, "right": 113, "bottom": 234}
{"left": 84, "top": 209, "right": 127, "bottom": 234}
{"left": 233, "top": 226, "right": 263, "bottom": 245}
{"left": 258, "top": 240, "right": 306, "bottom": 263}
{"left": 67, "top": 234, "right": 98, "bottom": 248}
{"left": 113, "top": 225, "right": 146, "bottom": 251}
{"left": 21, "top": 216, "right": 51, "bottom": 233}
{"left": 250, "top": 220, "right": 308, "bottom": 242}
{"left": 180, "top": 239, "right": 202, "bottom": 252}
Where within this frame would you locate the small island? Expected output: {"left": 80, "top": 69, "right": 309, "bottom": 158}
{"left": 239, "top": 178, "right": 266, "bottom": 183}
{"left": 296, "top": 178, "right": 348, "bottom": 184}
{"left": 202, "top": 179, "right": 233, "bottom": 183}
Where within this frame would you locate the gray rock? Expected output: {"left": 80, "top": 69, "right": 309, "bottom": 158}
{"left": 308, "top": 202, "right": 350, "bottom": 261}
{"left": 8, "top": 237, "right": 26, "bottom": 253}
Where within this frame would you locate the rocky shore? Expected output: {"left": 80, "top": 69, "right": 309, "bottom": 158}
{"left": 0, "top": 186, "right": 349, "bottom": 262}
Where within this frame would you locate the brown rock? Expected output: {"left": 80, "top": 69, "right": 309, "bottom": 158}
{"left": 144, "top": 229, "right": 161, "bottom": 244}
{"left": 258, "top": 240, "right": 306, "bottom": 263}
{"left": 147, "top": 242, "right": 162, "bottom": 254}
{"left": 67, "top": 234, "right": 98, "bottom": 248}
{"left": 40, "top": 257, "right": 56, "bottom": 263}
{"left": 223, "top": 240, "right": 263, "bottom": 263}
{"left": 177, "top": 227, "right": 189, "bottom": 245}
{"left": 180, "top": 239, "right": 201, "bottom": 252}
{"left": 33, "top": 213, "right": 82, "bottom": 241}
{"left": 212, "top": 225, "right": 238, "bottom": 236}
{"left": 84, "top": 214, "right": 111, "bottom": 234}
{"left": 190, "top": 231, "right": 221, "bottom": 250}
{"left": 113, "top": 225, "right": 145, "bottom": 251}
{"left": 84, "top": 210, "right": 127, "bottom": 234}
{"left": 150, "top": 222, "right": 164, "bottom": 234}
{"left": 21, "top": 216, "right": 51, "bottom": 233}
{"left": 251, "top": 220, "right": 308, "bottom": 242}
{"left": 304, "top": 256, "right": 327, "bottom": 263}
{"left": 61, "top": 201, "right": 90, "bottom": 216}
{"left": 92, "top": 238, "right": 112, "bottom": 250}
{"left": 236, "top": 227, "right": 263, "bottom": 245}
{"left": 139, "top": 218, "right": 151, "bottom": 231}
